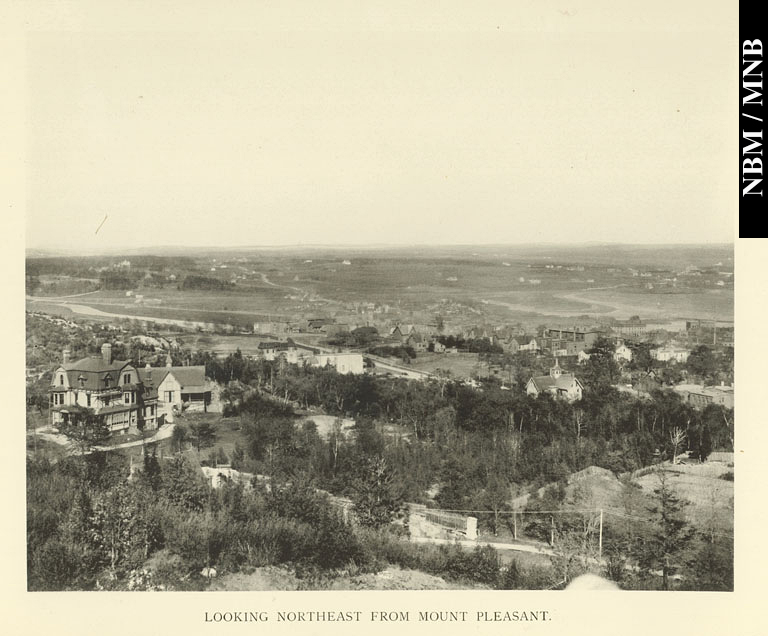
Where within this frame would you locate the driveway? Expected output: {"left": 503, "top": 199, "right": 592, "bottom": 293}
{"left": 33, "top": 423, "right": 175, "bottom": 454}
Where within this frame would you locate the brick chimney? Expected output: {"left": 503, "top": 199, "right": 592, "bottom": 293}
{"left": 63, "top": 348, "right": 71, "bottom": 364}
{"left": 101, "top": 343, "right": 112, "bottom": 365}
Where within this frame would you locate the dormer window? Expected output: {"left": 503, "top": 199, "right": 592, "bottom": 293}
{"left": 59, "top": 374, "right": 64, "bottom": 386}
{"left": 104, "top": 374, "right": 112, "bottom": 388}
{"left": 78, "top": 374, "right": 86, "bottom": 388}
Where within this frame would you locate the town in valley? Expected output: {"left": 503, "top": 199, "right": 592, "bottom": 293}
{"left": 25, "top": 243, "right": 734, "bottom": 591}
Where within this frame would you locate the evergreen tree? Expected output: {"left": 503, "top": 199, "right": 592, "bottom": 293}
{"left": 188, "top": 420, "right": 217, "bottom": 452}
{"left": 635, "top": 469, "right": 693, "bottom": 589}
{"left": 350, "top": 457, "right": 406, "bottom": 529}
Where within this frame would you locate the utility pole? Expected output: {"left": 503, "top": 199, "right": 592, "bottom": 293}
{"left": 550, "top": 515, "right": 555, "bottom": 547}
{"left": 598, "top": 508, "right": 604, "bottom": 560}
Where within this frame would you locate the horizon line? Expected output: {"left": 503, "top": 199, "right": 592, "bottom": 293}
{"left": 26, "top": 240, "right": 735, "bottom": 256}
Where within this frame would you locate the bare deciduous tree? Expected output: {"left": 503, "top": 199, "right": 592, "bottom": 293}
{"left": 670, "top": 427, "right": 686, "bottom": 464}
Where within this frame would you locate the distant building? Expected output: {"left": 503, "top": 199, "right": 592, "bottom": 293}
{"left": 611, "top": 317, "right": 647, "bottom": 338}
{"left": 306, "top": 352, "right": 364, "bottom": 375}
{"left": 545, "top": 327, "right": 602, "bottom": 349}
{"left": 673, "top": 383, "right": 734, "bottom": 409}
{"left": 651, "top": 347, "right": 690, "bottom": 363}
{"left": 505, "top": 335, "right": 539, "bottom": 353}
{"left": 390, "top": 324, "right": 417, "bottom": 343}
{"left": 258, "top": 341, "right": 300, "bottom": 362}
{"left": 634, "top": 370, "right": 662, "bottom": 394}
{"left": 526, "top": 359, "right": 583, "bottom": 401}
{"left": 645, "top": 319, "right": 688, "bottom": 333}
{"left": 613, "top": 342, "right": 633, "bottom": 363}
{"left": 253, "top": 321, "right": 292, "bottom": 335}
{"left": 307, "top": 317, "right": 336, "bottom": 333}
{"left": 539, "top": 336, "right": 585, "bottom": 356}
{"left": 406, "top": 333, "right": 428, "bottom": 353}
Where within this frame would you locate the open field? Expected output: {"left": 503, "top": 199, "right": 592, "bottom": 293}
{"left": 27, "top": 244, "right": 734, "bottom": 326}
{"left": 175, "top": 333, "right": 277, "bottom": 356}
{"left": 409, "top": 352, "right": 485, "bottom": 379}
{"left": 633, "top": 462, "right": 734, "bottom": 531}
{"left": 302, "top": 415, "right": 356, "bottom": 440}
{"left": 27, "top": 286, "right": 294, "bottom": 327}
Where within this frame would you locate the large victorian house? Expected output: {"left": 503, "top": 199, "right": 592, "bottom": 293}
{"left": 49, "top": 344, "right": 159, "bottom": 434}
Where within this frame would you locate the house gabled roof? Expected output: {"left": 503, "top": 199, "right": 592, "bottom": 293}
{"left": 138, "top": 365, "right": 208, "bottom": 393}
{"left": 167, "top": 366, "right": 208, "bottom": 393}
{"left": 137, "top": 367, "right": 169, "bottom": 390}
{"left": 390, "top": 324, "right": 415, "bottom": 336}
{"left": 529, "top": 373, "right": 583, "bottom": 392}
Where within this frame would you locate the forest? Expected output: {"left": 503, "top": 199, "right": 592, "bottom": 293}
{"left": 27, "top": 338, "right": 734, "bottom": 591}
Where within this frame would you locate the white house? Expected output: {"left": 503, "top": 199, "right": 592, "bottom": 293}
{"left": 526, "top": 359, "right": 583, "bottom": 402}
{"left": 306, "top": 352, "right": 364, "bottom": 375}
{"left": 613, "top": 342, "right": 633, "bottom": 363}
{"left": 258, "top": 341, "right": 299, "bottom": 361}
{"left": 138, "top": 364, "right": 211, "bottom": 423}
{"left": 651, "top": 347, "right": 690, "bottom": 363}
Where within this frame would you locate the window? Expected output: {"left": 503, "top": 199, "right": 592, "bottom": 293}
{"left": 59, "top": 375, "right": 64, "bottom": 386}
{"left": 124, "top": 393, "right": 130, "bottom": 404}
{"left": 104, "top": 375, "right": 111, "bottom": 388}
{"left": 87, "top": 394, "right": 91, "bottom": 407}
{"left": 123, "top": 373, "right": 131, "bottom": 385}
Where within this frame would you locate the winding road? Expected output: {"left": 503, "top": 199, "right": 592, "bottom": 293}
{"left": 33, "top": 422, "right": 176, "bottom": 454}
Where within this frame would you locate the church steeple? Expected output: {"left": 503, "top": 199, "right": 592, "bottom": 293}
{"left": 550, "top": 358, "right": 562, "bottom": 379}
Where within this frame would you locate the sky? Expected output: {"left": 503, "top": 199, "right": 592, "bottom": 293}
{"left": 24, "top": 1, "right": 738, "bottom": 251}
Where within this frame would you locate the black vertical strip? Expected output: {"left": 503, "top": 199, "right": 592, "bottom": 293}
{"left": 740, "top": 10, "right": 766, "bottom": 236}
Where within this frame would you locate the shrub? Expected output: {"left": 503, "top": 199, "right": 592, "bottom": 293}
{"left": 29, "top": 539, "right": 95, "bottom": 590}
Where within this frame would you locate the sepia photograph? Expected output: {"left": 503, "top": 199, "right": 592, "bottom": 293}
{"left": 5, "top": 0, "right": 763, "bottom": 634}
